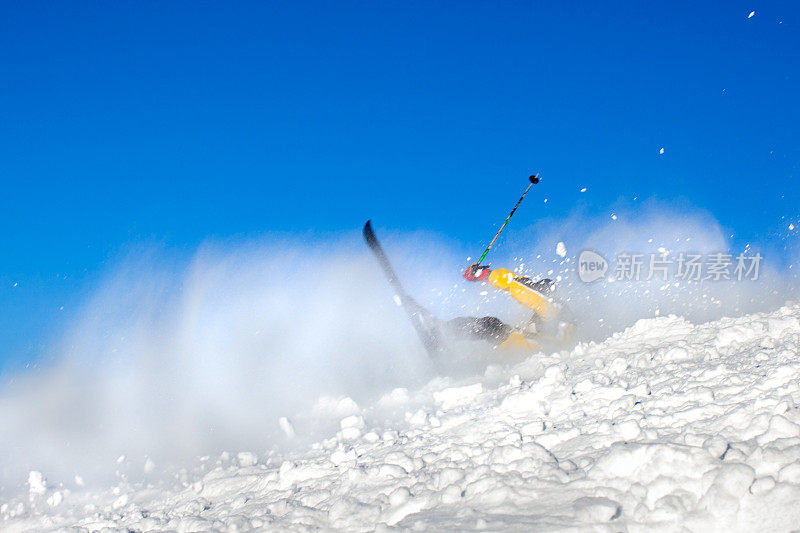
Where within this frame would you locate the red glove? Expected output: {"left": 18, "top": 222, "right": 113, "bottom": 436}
{"left": 463, "top": 263, "right": 491, "bottom": 282}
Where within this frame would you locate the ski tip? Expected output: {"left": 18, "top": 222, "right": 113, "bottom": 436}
{"left": 363, "top": 220, "right": 374, "bottom": 242}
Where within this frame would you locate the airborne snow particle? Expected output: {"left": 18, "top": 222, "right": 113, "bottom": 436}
{"left": 580, "top": 187, "right": 587, "bottom": 193}
{"left": 611, "top": 214, "right": 618, "bottom": 220}
{"left": 659, "top": 147, "right": 665, "bottom": 154}
{"left": 748, "top": 11, "right": 755, "bottom": 18}
{"left": 790, "top": 224, "right": 795, "bottom": 231}
{"left": 556, "top": 242, "right": 567, "bottom": 258}
{"left": 28, "top": 471, "right": 47, "bottom": 495}
{"left": 279, "top": 417, "right": 296, "bottom": 438}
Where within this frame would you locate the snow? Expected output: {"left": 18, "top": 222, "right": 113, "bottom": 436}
{"left": 556, "top": 241, "right": 567, "bottom": 258}
{"left": 278, "top": 416, "right": 296, "bottom": 438}
{"left": 27, "top": 472, "right": 46, "bottom": 496}
{"left": 4, "top": 304, "right": 800, "bottom": 530}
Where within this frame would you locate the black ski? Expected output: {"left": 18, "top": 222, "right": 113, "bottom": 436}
{"left": 363, "top": 220, "right": 444, "bottom": 356}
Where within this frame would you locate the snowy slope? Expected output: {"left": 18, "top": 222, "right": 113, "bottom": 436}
{"left": 4, "top": 304, "right": 800, "bottom": 532}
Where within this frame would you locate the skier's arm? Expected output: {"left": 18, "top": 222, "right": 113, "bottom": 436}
{"left": 486, "top": 268, "right": 560, "bottom": 320}
{"left": 463, "top": 264, "right": 560, "bottom": 320}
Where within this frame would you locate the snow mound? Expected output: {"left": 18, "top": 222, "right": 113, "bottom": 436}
{"left": 4, "top": 304, "right": 800, "bottom": 531}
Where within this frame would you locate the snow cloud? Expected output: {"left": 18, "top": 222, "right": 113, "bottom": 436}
{"left": 0, "top": 203, "right": 796, "bottom": 497}
{"left": 0, "top": 234, "right": 451, "bottom": 494}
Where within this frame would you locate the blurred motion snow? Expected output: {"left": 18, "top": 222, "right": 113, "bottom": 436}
{"left": 1, "top": 207, "right": 799, "bottom": 530}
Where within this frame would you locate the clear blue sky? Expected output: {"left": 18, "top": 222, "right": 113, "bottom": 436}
{"left": 1, "top": 1, "right": 798, "bottom": 369}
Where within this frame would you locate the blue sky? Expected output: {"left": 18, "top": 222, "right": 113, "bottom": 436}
{"left": 1, "top": 1, "right": 798, "bottom": 369}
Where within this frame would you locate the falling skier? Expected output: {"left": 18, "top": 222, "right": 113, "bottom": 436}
{"left": 457, "top": 262, "right": 574, "bottom": 351}
{"left": 365, "top": 173, "right": 575, "bottom": 356}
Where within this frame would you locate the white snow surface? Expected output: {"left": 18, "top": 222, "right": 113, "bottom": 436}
{"left": 5, "top": 304, "right": 800, "bottom": 531}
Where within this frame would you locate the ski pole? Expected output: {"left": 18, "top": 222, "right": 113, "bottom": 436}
{"left": 475, "top": 173, "right": 539, "bottom": 266}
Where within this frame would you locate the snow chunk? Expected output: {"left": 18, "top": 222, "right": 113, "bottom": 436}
{"left": 46, "top": 491, "right": 62, "bottom": 507}
{"left": 608, "top": 357, "right": 627, "bottom": 376}
{"left": 433, "top": 383, "right": 483, "bottom": 410}
{"left": 615, "top": 419, "right": 642, "bottom": 441}
{"left": 556, "top": 242, "right": 567, "bottom": 258}
{"left": 330, "top": 448, "right": 357, "bottom": 466}
{"left": 388, "top": 486, "right": 411, "bottom": 507}
{"left": 112, "top": 493, "right": 129, "bottom": 509}
{"left": 591, "top": 443, "right": 715, "bottom": 485}
{"left": 573, "top": 496, "right": 621, "bottom": 522}
{"left": 313, "top": 396, "right": 360, "bottom": 416}
{"left": 756, "top": 415, "right": 800, "bottom": 445}
{"left": 279, "top": 416, "right": 296, "bottom": 438}
{"left": 28, "top": 471, "right": 47, "bottom": 496}
{"left": 378, "top": 388, "right": 409, "bottom": 407}
{"left": 715, "top": 324, "right": 761, "bottom": 348}
{"left": 660, "top": 346, "right": 691, "bottom": 362}
{"left": 340, "top": 415, "right": 364, "bottom": 429}
{"left": 750, "top": 476, "right": 775, "bottom": 495}
{"left": 706, "top": 463, "right": 756, "bottom": 499}
{"left": 778, "top": 462, "right": 800, "bottom": 484}
{"left": 237, "top": 452, "right": 258, "bottom": 467}
{"left": 384, "top": 495, "right": 427, "bottom": 526}
{"left": 339, "top": 415, "right": 365, "bottom": 440}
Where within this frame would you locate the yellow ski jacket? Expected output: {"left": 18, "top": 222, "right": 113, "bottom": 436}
{"left": 487, "top": 268, "right": 560, "bottom": 321}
